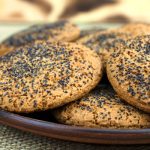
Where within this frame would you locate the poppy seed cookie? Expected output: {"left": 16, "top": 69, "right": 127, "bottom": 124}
{"left": 0, "top": 44, "right": 14, "bottom": 56}
{"left": 79, "top": 28, "right": 104, "bottom": 39}
{"left": 1, "top": 21, "right": 80, "bottom": 48}
{"left": 78, "top": 30, "right": 131, "bottom": 67}
{"left": 53, "top": 87, "right": 150, "bottom": 128}
{"left": 118, "top": 23, "right": 150, "bottom": 37}
{"left": 107, "top": 35, "right": 150, "bottom": 113}
{"left": 0, "top": 41, "right": 102, "bottom": 113}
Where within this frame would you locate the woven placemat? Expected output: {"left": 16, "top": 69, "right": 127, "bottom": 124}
{"left": 0, "top": 124, "right": 149, "bottom": 150}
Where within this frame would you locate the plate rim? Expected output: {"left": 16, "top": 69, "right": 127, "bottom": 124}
{"left": 1, "top": 110, "right": 150, "bottom": 145}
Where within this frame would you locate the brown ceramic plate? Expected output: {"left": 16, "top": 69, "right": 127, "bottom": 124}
{"left": 0, "top": 24, "right": 150, "bottom": 145}
{"left": 0, "top": 109, "right": 150, "bottom": 144}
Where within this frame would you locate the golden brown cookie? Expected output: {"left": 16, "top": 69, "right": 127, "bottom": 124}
{"left": 0, "top": 44, "right": 13, "bottom": 56}
{"left": 53, "top": 86, "right": 150, "bottom": 128}
{"left": 0, "top": 41, "right": 102, "bottom": 113}
{"left": 107, "top": 35, "right": 150, "bottom": 113}
{"left": 79, "top": 28, "right": 104, "bottom": 39}
{"left": 1, "top": 21, "right": 80, "bottom": 48}
{"left": 118, "top": 23, "right": 150, "bottom": 36}
{"left": 78, "top": 30, "right": 131, "bottom": 67}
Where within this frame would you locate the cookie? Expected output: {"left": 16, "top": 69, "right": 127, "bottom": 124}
{"left": 1, "top": 20, "right": 80, "bottom": 48}
{"left": 0, "top": 44, "right": 13, "bottom": 56}
{"left": 79, "top": 28, "right": 104, "bottom": 39}
{"left": 78, "top": 30, "right": 131, "bottom": 67}
{"left": 0, "top": 41, "right": 102, "bottom": 113}
{"left": 53, "top": 86, "right": 150, "bottom": 128}
{"left": 118, "top": 23, "right": 150, "bottom": 36}
{"left": 107, "top": 35, "right": 150, "bottom": 113}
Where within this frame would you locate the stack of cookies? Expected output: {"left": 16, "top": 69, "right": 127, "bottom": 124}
{"left": 0, "top": 21, "right": 150, "bottom": 129}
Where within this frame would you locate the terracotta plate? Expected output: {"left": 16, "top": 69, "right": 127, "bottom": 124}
{"left": 0, "top": 24, "right": 150, "bottom": 145}
{"left": 0, "top": 110, "right": 150, "bottom": 144}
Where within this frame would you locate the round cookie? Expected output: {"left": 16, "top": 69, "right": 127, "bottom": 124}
{"left": 78, "top": 30, "right": 131, "bottom": 67}
{"left": 118, "top": 23, "right": 150, "bottom": 37}
{"left": 0, "top": 44, "right": 14, "bottom": 56}
{"left": 79, "top": 28, "right": 104, "bottom": 39}
{"left": 107, "top": 35, "right": 150, "bottom": 113}
{"left": 1, "top": 21, "right": 80, "bottom": 48}
{"left": 0, "top": 41, "right": 102, "bottom": 113}
{"left": 53, "top": 87, "right": 150, "bottom": 128}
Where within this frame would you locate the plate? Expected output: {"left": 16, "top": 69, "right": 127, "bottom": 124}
{"left": 0, "top": 23, "right": 150, "bottom": 145}
{"left": 0, "top": 110, "right": 150, "bottom": 144}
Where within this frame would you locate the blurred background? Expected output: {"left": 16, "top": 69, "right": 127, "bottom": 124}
{"left": 0, "top": 0, "right": 150, "bottom": 41}
{"left": 0, "top": 0, "right": 150, "bottom": 23}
